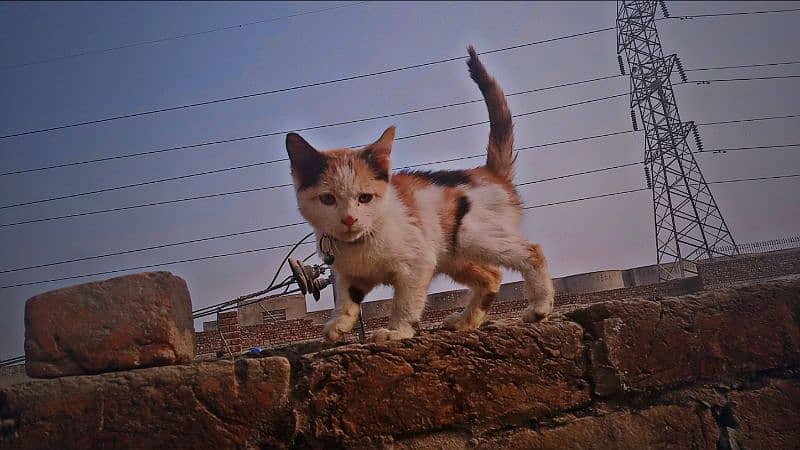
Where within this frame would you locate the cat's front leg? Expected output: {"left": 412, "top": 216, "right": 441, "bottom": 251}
{"left": 372, "top": 267, "right": 434, "bottom": 343}
{"left": 322, "top": 274, "right": 370, "bottom": 342}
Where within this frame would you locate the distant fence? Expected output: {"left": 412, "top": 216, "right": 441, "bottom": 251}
{"left": 713, "top": 235, "right": 800, "bottom": 255}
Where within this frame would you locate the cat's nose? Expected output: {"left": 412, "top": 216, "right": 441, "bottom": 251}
{"left": 341, "top": 216, "right": 357, "bottom": 227}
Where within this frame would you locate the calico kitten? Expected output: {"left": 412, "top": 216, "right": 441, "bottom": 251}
{"left": 285, "top": 46, "right": 554, "bottom": 342}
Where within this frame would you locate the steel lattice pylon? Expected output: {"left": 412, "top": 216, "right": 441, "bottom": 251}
{"left": 616, "top": 0, "right": 738, "bottom": 281}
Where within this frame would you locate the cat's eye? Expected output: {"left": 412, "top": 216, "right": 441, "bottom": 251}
{"left": 358, "top": 193, "right": 373, "bottom": 204}
{"left": 319, "top": 194, "right": 336, "bottom": 205}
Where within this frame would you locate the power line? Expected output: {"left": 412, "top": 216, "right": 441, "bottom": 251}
{"left": 2, "top": 71, "right": 796, "bottom": 212}
{"left": 665, "top": 7, "right": 800, "bottom": 20}
{"left": 3, "top": 57, "right": 795, "bottom": 178}
{"left": 708, "top": 173, "right": 800, "bottom": 185}
{"left": 0, "top": 242, "right": 309, "bottom": 289}
{"left": 688, "top": 74, "right": 800, "bottom": 84}
{"left": 4, "top": 171, "right": 797, "bottom": 289}
{"left": 522, "top": 188, "right": 649, "bottom": 209}
{"left": 0, "top": 73, "right": 624, "bottom": 177}
{"left": 696, "top": 113, "right": 800, "bottom": 127}
{"left": 2, "top": 5, "right": 797, "bottom": 139}
{"left": 684, "top": 60, "right": 800, "bottom": 72}
{"left": 696, "top": 143, "right": 800, "bottom": 154}
{"left": 2, "top": 111, "right": 797, "bottom": 228}
{"left": 0, "top": 184, "right": 292, "bottom": 228}
{"left": 0, "top": 222, "right": 306, "bottom": 274}
{"left": 1, "top": 2, "right": 368, "bottom": 70}
{"left": 0, "top": 91, "right": 633, "bottom": 211}
{"left": 0, "top": 27, "right": 614, "bottom": 140}
{"left": 0, "top": 158, "right": 644, "bottom": 274}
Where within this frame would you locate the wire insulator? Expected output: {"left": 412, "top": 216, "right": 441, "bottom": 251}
{"left": 675, "top": 56, "right": 688, "bottom": 83}
{"left": 630, "top": 110, "right": 639, "bottom": 131}
{"left": 659, "top": 0, "right": 670, "bottom": 18}
{"left": 644, "top": 166, "right": 653, "bottom": 189}
{"left": 692, "top": 123, "right": 703, "bottom": 151}
{"left": 618, "top": 54, "right": 626, "bottom": 75}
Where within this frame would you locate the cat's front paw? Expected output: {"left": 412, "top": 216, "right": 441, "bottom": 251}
{"left": 521, "top": 305, "right": 551, "bottom": 323}
{"left": 371, "top": 327, "right": 414, "bottom": 343}
{"left": 442, "top": 310, "right": 486, "bottom": 331}
{"left": 322, "top": 320, "right": 346, "bottom": 342}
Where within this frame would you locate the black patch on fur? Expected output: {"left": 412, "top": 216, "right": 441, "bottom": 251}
{"left": 360, "top": 148, "right": 390, "bottom": 182}
{"left": 349, "top": 286, "right": 366, "bottom": 304}
{"left": 403, "top": 169, "right": 471, "bottom": 187}
{"left": 453, "top": 195, "right": 471, "bottom": 249}
{"left": 480, "top": 292, "right": 498, "bottom": 310}
{"left": 286, "top": 133, "right": 328, "bottom": 190}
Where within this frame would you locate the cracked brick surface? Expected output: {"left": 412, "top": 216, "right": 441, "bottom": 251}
{"left": 0, "top": 358, "right": 292, "bottom": 450}
{"left": 24, "top": 272, "right": 195, "bottom": 378}
{"left": 727, "top": 379, "right": 800, "bottom": 450}
{"left": 396, "top": 404, "right": 719, "bottom": 450}
{"left": 568, "top": 279, "right": 800, "bottom": 393}
{"left": 304, "top": 318, "right": 590, "bottom": 447}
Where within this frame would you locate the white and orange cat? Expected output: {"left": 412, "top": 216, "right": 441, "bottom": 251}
{"left": 285, "top": 46, "right": 554, "bottom": 342}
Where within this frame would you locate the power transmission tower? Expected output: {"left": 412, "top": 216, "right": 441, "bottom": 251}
{"left": 616, "top": 0, "right": 738, "bottom": 281}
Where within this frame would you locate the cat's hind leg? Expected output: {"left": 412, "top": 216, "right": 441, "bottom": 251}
{"left": 460, "top": 232, "right": 555, "bottom": 323}
{"left": 441, "top": 261, "right": 502, "bottom": 331}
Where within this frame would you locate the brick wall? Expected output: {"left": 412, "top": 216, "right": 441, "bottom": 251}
{"left": 697, "top": 247, "right": 800, "bottom": 288}
{"left": 194, "top": 275, "right": 702, "bottom": 357}
{"left": 194, "top": 248, "right": 799, "bottom": 357}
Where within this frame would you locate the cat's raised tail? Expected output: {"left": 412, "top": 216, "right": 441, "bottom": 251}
{"left": 467, "top": 45, "right": 515, "bottom": 183}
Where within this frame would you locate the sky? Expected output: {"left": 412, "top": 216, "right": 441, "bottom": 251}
{"left": 1, "top": 1, "right": 799, "bottom": 359}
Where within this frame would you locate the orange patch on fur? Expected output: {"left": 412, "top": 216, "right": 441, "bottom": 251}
{"left": 391, "top": 173, "right": 427, "bottom": 225}
{"left": 446, "top": 261, "right": 502, "bottom": 309}
{"left": 449, "top": 262, "right": 502, "bottom": 291}
{"left": 467, "top": 167, "right": 522, "bottom": 210}
{"left": 528, "top": 244, "right": 548, "bottom": 270}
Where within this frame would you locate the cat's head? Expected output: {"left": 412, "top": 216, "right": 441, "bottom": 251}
{"left": 285, "top": 126, "right": 395, "bottom": 243}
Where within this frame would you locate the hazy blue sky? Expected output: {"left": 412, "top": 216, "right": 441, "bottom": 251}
{"left": 1, "top": 1, "right": 799, "bottom": 359}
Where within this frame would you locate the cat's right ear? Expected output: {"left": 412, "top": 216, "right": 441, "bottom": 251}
{"left": 286, "top": 133, "right": 327, "bottom": 190}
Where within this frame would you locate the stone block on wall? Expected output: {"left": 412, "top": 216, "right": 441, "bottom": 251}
{"left": 25, "top": 272, "right": 195, "bottom": 378}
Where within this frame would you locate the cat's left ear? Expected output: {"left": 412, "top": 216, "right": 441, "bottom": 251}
{"left": 361, "top": 126, "right": 395, "bottom": 182}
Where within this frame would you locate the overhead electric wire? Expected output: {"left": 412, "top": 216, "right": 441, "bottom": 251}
{"left": 696, "top": 143, "right": 800, "bottom": 154}
{"left": 0, "top": 158, "right": 641, "bottom": 274}
{"left": 3, "top": 57, "right": 796, "bottom": 178}
{"left": 522, "top": 188, "right": 649, "bottom": 209}
{"left": 0, "top": 27, "right": 614, "bottom": 140}
{"left": 2, "top": 110, "right": 798, "bottom": 228}
{"left": 0, "top": 241, "right": 312, "bottom": 289}
{"left": 3, "top": 171, "right": 798, "bottom": 289}
{"left": 684, "top": 60, "right": 800, "bottom": 72}
{"left": 1, "top": 2, "right": 368, "bottom": 70}
{"left": 687, "top": 74, "right": 800, "bottom": 84}
{"left": 0, "top": 221, "right": 307, "bottom": 274}
{"left": 0, "top": 92, "right": 635, "bottom": 219}
{"left": 0, "top": 74, "right": 625, "bottom": 177}
{"left": 5, "top": 71, "right": 798, "bottom": 210}
{"left": 0, "top": 85, "right": 632, "bottom": 207}
{"left": 0, "top": 157, "right": 644, "bottom": 274}
{"left": 3, "top": 4, "right": 797, "bottom": 139}
{"left": 664, "top": 7, "right": 800, "bottom": 20}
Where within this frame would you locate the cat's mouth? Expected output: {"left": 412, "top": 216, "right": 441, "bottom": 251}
{"left": 337, "top": 228, "right": 366, "bottom": 243}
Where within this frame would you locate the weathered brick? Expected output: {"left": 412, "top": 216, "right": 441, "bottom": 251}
{"left": 25, "top": 272, "right": 194, "bottom": 378}
{"left": 728, "top": 379, "right": 800, "bottom": 450}
{"left": 306, "top": 319, "right": 590, "bottom": 447}
{"left": 0, "top": 358, "right": 293, "bottom": 449}
{"left": 568, "top": 279, "right": 800, "bottom": 394}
